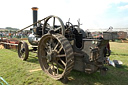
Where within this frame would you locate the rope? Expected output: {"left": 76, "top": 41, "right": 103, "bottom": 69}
{"left": 0, "top": 77, "right": 9, "bottom": 85}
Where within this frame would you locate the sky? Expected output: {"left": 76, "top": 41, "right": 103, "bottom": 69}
{"left": 0, "top": 0, "right": 128, "bottom": 30}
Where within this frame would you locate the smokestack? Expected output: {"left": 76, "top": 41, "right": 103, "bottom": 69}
{"left": 31, "top": 7, "right": 38, "bottom": 27}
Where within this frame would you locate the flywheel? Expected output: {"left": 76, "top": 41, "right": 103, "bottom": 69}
{"left": 38, "top": 34, "right": 74, "bottom": 80}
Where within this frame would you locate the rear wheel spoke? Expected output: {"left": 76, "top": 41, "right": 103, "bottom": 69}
{"left": 52, "top": 63, "right": 56, "bottom": 75}
{"left": 47, "top": 66, "right": 51, "bottom": 72}
{"left": 59, "top": 58, "right": 66, "bottom": 66}
{"left": 54, "top": 42, "right": 59, "bottom": 50}
{"left": 56, "top": 64, "right": 59, "bottom": 75}
{"left": 58, "top": 46, "right": 63, "bottom": 53}
{"left": 47, "top": 63, "right": 52, "bottom": 72}
{"left": 55, "top": 61, "right": 64, "bottom": 69}
{"left": 56, "top": 54, "right": 66, "bottom": 57}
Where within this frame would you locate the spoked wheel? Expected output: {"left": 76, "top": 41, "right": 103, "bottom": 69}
{"left": 42, "top": 15, "right": 65, "bottom": 35}
{"left": 38, "top": 34, "right": 74, "bottom": 80}
{"left": 18, "top": 41, "right": 29, "bottom": 60}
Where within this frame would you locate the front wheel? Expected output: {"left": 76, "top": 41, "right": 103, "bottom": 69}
{"left": 18, "top": 41, "right": 29, "bottom": 60}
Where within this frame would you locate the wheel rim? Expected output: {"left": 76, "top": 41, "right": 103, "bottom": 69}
{"left": 38, "top": 34, "right": 74, "bottom": 80}
{"left": 18, "top": 42, "right": 29, "bottom": 60}
{"left": 42, "top": 15, "right": 65, "bottom": 35}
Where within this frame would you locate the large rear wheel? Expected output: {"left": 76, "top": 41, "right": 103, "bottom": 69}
{"left": 38, "top": 34, "right": 74, "bottom": 80}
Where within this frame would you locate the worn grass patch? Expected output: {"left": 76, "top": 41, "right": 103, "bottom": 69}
{"left": 0, "top": 42, "right": 128, "bottom": 85}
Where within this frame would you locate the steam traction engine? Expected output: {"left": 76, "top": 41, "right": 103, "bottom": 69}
{"left": 18, "top": 7, "right": 118, "bottom": 80}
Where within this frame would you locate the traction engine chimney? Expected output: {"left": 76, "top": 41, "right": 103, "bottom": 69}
{"left": 31, "top": 7, "right": 38, "bottom": 27}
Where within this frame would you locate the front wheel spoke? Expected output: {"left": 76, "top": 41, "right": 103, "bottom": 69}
{"left": 19, "top": 51, "right": 22, "bottom": 55}
{"left": 20, "top": 51, "right": 24, "bottom": 56}
{"left": 22, "top": 52, "right": 25, "bottom": 57}
{"left": 21, "top": 44, "right": 23, "bottom": 48}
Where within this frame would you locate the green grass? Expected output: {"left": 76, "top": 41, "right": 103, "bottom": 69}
{"left": 0, "top": 42, "right": 128, "bottom": 85}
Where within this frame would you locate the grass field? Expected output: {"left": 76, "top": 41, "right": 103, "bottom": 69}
{"left": 0, "top": 42, "right": 128, "bottom": 85}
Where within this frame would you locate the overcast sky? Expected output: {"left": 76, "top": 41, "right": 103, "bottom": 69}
{"left": 0, "top": 0, "right": 128, "bottom": 30}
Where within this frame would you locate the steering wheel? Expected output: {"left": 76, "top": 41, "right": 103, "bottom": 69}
{"left": 65, "top": 22, "right": 74, "bottom": 31}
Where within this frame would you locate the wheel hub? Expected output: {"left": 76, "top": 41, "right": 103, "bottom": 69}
{"left": 46, "top": 50, "right": 57, "bottom": 62}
